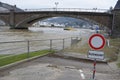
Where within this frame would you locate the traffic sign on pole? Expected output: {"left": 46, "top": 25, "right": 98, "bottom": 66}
{"left": 88, "top": 34, "right": 106, "bottom": 50}
{"left": 88, "top": 33, "right": 106, "bottom": 80}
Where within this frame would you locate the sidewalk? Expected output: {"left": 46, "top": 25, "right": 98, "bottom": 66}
{"left": 53, "top": 51, "right": 107, "bottom": 63}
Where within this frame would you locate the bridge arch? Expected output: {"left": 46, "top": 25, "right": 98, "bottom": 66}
{"left": 15, "top": 12, "right": 112, "bottom": 29}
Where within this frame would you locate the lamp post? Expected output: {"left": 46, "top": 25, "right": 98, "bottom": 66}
{"left": 55, "top": 2, "right": 59, "bottom": 11}
{"left": 93, "top": 8, "right": 97, "bottom": 12}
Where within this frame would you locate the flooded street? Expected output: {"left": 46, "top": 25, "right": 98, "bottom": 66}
{"left": 0, "top": 26, "right": 95, "bottom": 55}
{"left": 0, "top": 26, "right": 94, "bottom": 42}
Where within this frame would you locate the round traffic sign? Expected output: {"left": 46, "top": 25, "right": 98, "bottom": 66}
{"left": 88, "top": 34, "right": 106, "bottom": 50}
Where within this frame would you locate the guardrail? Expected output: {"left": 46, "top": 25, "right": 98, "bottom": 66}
{"left": 24, "top": 8, "right": 109, "bottom": 13}
{"left": 0, "top": 37, "right": 81, "bottom": 59}
{"left": 0, "top": 8, "right": 110, "bottom": 13}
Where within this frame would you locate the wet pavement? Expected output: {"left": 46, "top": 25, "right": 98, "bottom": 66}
{"left": 0, "top": 54, "right": 119, "bottom": 80}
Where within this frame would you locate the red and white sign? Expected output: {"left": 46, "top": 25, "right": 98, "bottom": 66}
{"left": 88, "top": 34, "right": 106, "bottom": 50}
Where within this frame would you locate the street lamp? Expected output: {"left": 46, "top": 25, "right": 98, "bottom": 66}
{"left": 93, "top": 8, "right": 97, "bottom": 12}
{"left": 55, "top": 2, "right": 59, "bottom": 11}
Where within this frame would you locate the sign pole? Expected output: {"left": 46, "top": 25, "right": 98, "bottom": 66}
{"left": 88, "top": 33, "right": 106, "bottom": 80}
{"left": 93, "top": 59, "right": 96, "bottom": 80}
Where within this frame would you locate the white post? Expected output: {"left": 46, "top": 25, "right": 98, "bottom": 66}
{"left": 107, "top": 39, "right": 110, "bottom": 47}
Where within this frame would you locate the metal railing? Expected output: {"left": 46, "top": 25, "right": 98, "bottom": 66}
{"left": 0, "top": 37, "right": 81, "bottom": 59}
{"left": 24, "top": 8, "right": 109, "bottom": 13}
{"left": 0, "top": 8, "right": 110, "bottom": 13}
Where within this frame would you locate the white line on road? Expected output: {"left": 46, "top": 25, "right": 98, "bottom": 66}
{"left": 79, "top": 69, "right": 85, "bottom": 79}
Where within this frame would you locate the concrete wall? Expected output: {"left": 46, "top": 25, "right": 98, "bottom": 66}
{"left": 112, "top": 10, "right": 120, "bottom": 36}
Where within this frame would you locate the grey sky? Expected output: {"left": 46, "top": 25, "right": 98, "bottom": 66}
{"left": 0, "top": 0, "right": 118, "bottom": 9}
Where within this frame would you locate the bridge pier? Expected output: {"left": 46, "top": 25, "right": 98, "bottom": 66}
{"left": 9, "top": 10, "right": 28, "bottom": 29}
{"left": 9, "top": 9, "right": 15, "bottom": 29}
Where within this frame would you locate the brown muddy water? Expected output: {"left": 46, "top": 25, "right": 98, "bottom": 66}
{"left": 0, "top": 26, "right": 95, "bottom": 54}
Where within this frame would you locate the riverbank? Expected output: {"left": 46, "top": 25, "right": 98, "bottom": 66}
{"left": 64, "top": 35, "right": 120, "bottom": 68}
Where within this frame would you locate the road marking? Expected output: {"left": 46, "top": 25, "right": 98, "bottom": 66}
{"left": 79, "top": 69, "right": 85, "bottom": 79}
{"left": 79, "top": 69, "right": 83, "bottom": 73}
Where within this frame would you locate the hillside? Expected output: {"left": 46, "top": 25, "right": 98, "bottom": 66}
{"left": 41, "top": 17, "right": 93, "bottom": 28}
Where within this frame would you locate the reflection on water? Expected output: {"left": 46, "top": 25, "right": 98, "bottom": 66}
{"left": 0, "top": 26, "right": 95, "bottom": 42}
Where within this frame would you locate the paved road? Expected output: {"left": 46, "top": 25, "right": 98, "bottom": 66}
{"left": 0, "top": 55, "right": 119, "bottom": 80}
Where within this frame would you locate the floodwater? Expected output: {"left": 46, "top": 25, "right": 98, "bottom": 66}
{"left": 0, "top": 26, "right": 94, "bottom": 42}
{"left": 0, "top": 26, "right": 95, "bottom": 54}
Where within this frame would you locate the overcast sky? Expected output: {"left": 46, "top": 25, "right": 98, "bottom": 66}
{"left": 0, "top": 0, "right": 118, "bottom": 9}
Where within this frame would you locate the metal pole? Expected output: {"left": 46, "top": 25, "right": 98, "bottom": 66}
{"left": 76, "top": 37, "right": 78, "bottom": 41}
{"left": 93, "top": 59, "right": 96, "bottom": 80}
{"left": 71, "top": 37, "right": 72, "bottom": 47}
{"left": 27, "top": 40, "right": 30, "bottom": 58}
{"left": 112, "top": 13, "right": 115, "bottom": 34}
{"left": 63, "top": 39, "right": 65, "bottom": 50}
{"left": 50, "top": 40, "right": 52, "bottom": 51}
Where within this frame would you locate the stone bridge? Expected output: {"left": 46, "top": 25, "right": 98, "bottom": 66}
{"left": 0, "top": 8, "right": 113, "bottom": 29}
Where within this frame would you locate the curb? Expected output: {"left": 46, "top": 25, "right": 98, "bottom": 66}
{"left": 0, "top": 53, "right": 51, "bottom": 71}
{"left": 48, "top": 53, "right": 107, "bottom": 64}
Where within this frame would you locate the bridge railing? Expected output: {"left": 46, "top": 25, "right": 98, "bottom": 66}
{"left": 24, "top": 8, "right": 109, "bottom": 13}
{"left": 0, "top": 8, "right": 110, "bottom": 13}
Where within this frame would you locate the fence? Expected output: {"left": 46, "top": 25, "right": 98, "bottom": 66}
{"left": 24, "top": 8, "right": 109, "bottom": 13}
{"left": 0, "top": 37, "right": 81, "bottom": 60}
{"left": 0, "top": 8, "right": 109, "bottom": 13}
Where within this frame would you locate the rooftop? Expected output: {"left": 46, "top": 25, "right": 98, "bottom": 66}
{"left": 114, "top": 0, "right": 120, "bottom": 10}
{"left": 0, "top": 2, "right": 23, "bottom": 12}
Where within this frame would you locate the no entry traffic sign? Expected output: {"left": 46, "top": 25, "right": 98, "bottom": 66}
{"left": 88, "top": 34, "right": 106, "bottom": 50}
